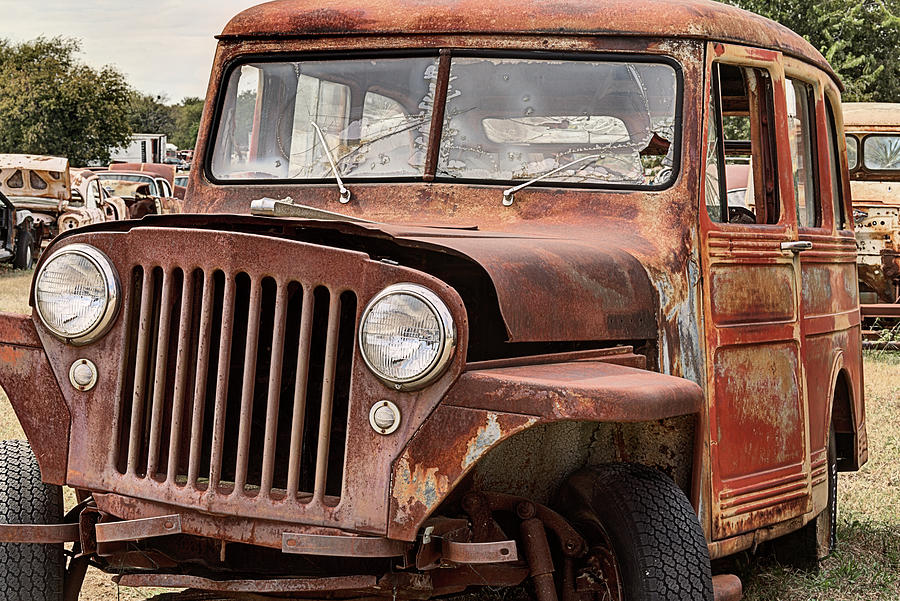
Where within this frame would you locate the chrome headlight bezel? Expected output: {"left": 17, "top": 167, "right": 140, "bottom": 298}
{"left": 34, "top": 243, "right": 120, "bottom": 345}
{"left": 358, "top": 283, "right": 456, "bottom": 390}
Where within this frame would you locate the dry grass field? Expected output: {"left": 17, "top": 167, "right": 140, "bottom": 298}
{"left": 0, "top": 265, "right": 897, "bottom": 600}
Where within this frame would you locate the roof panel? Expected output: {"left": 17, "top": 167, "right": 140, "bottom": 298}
{"left": 221, "top": 0, "right": 834, "bottom": 80}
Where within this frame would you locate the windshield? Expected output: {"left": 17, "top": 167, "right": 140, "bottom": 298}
{"left": 438, "top": 57, "right": 677, "bottom": 186}
{"left": 211, "top": 57, "right": 439, "bottom": 181}
{"left": 210, "top": 54, "right": 680, "bottom": 189}
{"left": 97, "top": 174, "right": 159, "bottom": 198}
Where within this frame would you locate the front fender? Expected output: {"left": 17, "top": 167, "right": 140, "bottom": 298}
{"left": 0, "top": 312, "right": 70, "bottom": 484}
{"left": 387, "top": 360, "right": 704, "bottom": 541}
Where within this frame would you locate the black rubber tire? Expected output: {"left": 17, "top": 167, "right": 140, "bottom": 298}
{"left": 12, "top": 227, "right": 35, "bottom": 270}
{"left": 557, "top": 463, "right": 713, "bottom": 601}
{"left": 0, "top": 439, "right": 65, "bottom": 601}
{"left": 771, "top": 427, "right": 838, "bottom": 570}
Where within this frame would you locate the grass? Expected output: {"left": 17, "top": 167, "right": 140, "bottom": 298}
{"left": 0, "top": 266, "right": 898, "bottom": 599}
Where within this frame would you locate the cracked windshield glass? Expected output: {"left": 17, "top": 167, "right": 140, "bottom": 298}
{"left": 211, "top": 57, "right": 440, "bottom": 180}
{"left": 438, "top": 57, "right": 677, "bottom": 186}
{"left": 211, "top": 55, "right": 678, "bottom": 188}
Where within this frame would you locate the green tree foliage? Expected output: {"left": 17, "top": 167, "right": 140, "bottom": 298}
{"left": 726, "top": 0, "right": 900, "bottom": 101}
{"left": 127, "top": 93, "right": 176, "bottom": 138}
{"left": 171, "top": 97, "right": 204, "bottom": 150}
{"left": 0, "top": 37, "right": 133, "bottom": 165}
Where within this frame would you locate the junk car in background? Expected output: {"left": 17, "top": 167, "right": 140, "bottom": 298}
{"left": 0, "top": 154, "right": 129, "bottom": 246}
{"left": 0, "top": 1, "right": 865, "bottom": 600}
{"left": 0, "top": 188, "right": 42, "bottom": 269}
{"left": 843, "top": 102, "right": 900, "bottom": 319}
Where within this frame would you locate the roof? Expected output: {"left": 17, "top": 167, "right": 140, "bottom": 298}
{"left": 221, "top": 0, "right": 835, "bottom": 80}
{"left": 0, "top": 154, "right": 68, "bottom": 173}
{"left": 843, "top": 103, "right": 900, "bottom": 129}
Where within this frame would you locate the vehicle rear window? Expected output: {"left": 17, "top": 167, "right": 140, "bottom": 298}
{"left": 862, "top": 135, "right": 900, "bottom": 171}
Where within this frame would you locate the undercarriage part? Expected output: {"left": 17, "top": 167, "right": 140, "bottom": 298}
{"left": 0, "top": 523, "right": 79, "bottom": 543}
{"left": 520, "top": 518, "right": 558, "bottom": 601}
{"left": 114, "top": 573, "right": 378, "bottom": 593}
{"left": 281, "top": 533, "right": 411, "bottom": 557}
{"left": 712, "top": 574, "right": 743, "bottom": 601}
{"left": 95, "top": 514, "right": 182, "bottom": 543}
{"left": 441, "top": 539, "right": 518, "bottom": 564}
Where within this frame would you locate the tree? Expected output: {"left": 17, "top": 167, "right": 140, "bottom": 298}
{"left": 0, "top": 37, "right": 133, "bottom": 165}
{"left": 171, "top": 97, "right": 204, "bottom": 150}
{"left": 127, "top": 93, "right": 176, "bottom": 138}
{"left": 725, "top": 0, "right": 900, "bottom": 102}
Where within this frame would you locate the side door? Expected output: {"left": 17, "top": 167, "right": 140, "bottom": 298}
{"left": 699, "top": 43, "right": 812, "bottom": 540}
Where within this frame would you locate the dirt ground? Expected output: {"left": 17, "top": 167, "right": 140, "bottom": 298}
{"left": 0, "top": 266, "right": 897, "bottom": 600}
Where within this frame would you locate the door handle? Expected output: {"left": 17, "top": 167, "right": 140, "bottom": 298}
{"left": 781, "top": 241, "right": 813, "bottom": 253}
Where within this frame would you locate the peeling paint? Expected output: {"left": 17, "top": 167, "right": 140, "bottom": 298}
{"left": 463, "top": 413, "right": 503, "bottom": 469}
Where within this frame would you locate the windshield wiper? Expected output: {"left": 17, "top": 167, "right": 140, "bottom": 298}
{"left": 311, "top": 121, "right": 352, "bottom": 204}
{"left": 502, "top": 154, "right": 601, "bottom": 206}
{"left": 250, "top": 197, "right": 374, "bottom": 223}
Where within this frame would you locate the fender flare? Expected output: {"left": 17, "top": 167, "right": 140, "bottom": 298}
{"left": 387, "top": 360, "right": 703, "bottom": 541}
{"left": 0, "top": 313, "right": 70, "bottom": 484}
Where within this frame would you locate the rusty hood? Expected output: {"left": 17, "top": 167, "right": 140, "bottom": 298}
{"left": 48, "top": 213, "right": 659, "bottom": 344}
{"left": 389, "top": 227, "right": 658, "bottom": 343}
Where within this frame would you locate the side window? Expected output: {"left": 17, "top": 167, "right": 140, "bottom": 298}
{"left": 845, "top": 134, "right": 859, "bottom": 171}
{"left": 29, "top": 171, "right": 48, "bottom": 191}
{"left": 705, "top": 63, "right": 780, "bottom": 225}
{"left": 824, "top": 100, "right": 847, "bottom": 230}
{"left": 6, "top": 170, "right": 24, "bottom": 189}
{"left": 785, "top": 78, "right": 819, "bottom": 228}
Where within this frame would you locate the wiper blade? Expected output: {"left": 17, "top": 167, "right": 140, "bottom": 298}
{"left": 502, "top": 154, "right": 600, "bottom": 206}
{"left": 311, "top": 121, "right": 352, "bottom": 204}
{"left": 250, "top": 197, "right": 373, "bottom": 223}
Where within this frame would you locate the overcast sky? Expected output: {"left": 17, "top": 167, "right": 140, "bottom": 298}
{"left": 0, "top": 0, "right": 261, "bottom": 102}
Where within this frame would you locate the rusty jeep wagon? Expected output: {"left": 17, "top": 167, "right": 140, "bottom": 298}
{"left": 843, "top": 102, "right": 900, "bottom": 319}
{"left": 0, "top": 1, "right": 866, "bottom": 600}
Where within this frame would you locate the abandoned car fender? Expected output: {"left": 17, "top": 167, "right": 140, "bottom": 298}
{"left": 0, "top": 312, "right": 70, "bottom": 484}
{"left": 388, "top": 359, "right": 704, "bottom": 541}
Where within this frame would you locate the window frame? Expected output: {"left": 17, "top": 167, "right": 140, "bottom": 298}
{"left": 701, "top": 55, "right": 787, "bottom": 229}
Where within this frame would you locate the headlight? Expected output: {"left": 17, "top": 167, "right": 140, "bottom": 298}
{"left": 359, "top": 283, "right": 456, "bottom": 389}
{"left": 34, "top": 244, "right": 120, "bottom": 345}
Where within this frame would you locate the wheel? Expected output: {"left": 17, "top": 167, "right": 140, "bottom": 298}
{"left": 0, "top": 440, "right": 65, "bottom": 600}
{"left": 556, "top": 463, "right": 713, "bottom": 601}
{"left": 771, "top": 427, "right": 837, "bottom": 570}
{"left": 13, "top": 227, "right": 35, "bottom": 269}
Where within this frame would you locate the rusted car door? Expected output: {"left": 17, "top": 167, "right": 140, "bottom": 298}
{"left": 699, "top": 43, "right": 811, "bottom": 540}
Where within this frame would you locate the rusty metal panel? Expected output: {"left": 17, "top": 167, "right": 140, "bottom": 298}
{"left": 218, "top": 0, "right": 835, "bottom": 82}
{"left": 0, "top": 313, "right": 70, "bottom": 484}
{"left": 444, "top": 360, "right": 704, "bottom": 421}
{"left": 709, "top": 264, "right": 796, "bottom": 324}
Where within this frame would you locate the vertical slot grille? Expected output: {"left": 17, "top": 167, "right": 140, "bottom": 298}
{"left": 115, "top": 266, "right": 357, "bottom": 503}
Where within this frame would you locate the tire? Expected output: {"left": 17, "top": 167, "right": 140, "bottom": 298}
{"left": 556, "top": 463, "right": 713, "bottom": 601}
{"left": 0, "top": 440, "right": 65, "bottom": 601}
{"left": 771, "top": 427, "right": 837, "bottom": 570}
{"left": 13, "top": 227, "right": 35, "bottom": 270}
